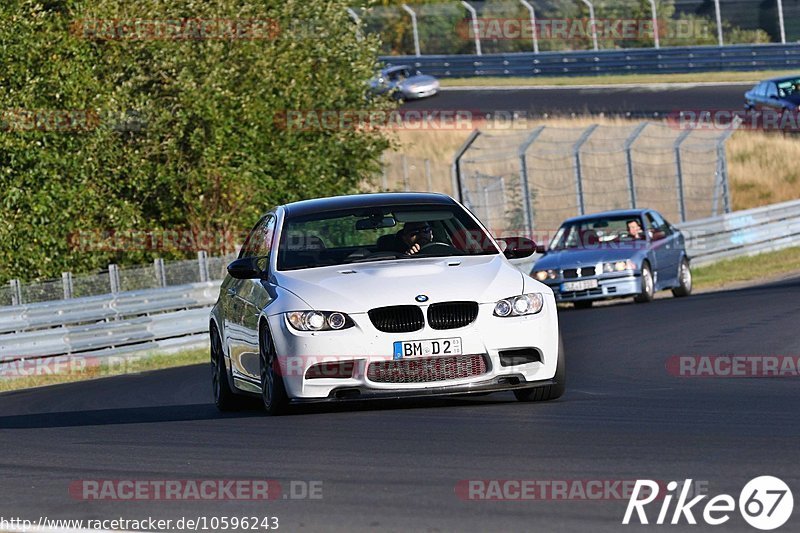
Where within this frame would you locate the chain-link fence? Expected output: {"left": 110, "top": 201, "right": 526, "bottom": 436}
{"left": 354, "top": 0, "right": 788, "bottom": 57}
{"left": 453, "top": 121, "right": 735, "bottom": 237}
{"left": 4, "top": 252, "right": 237, "bottom": 307}
{"left": 380, "top": 153, "right": 452, "bottom": 193}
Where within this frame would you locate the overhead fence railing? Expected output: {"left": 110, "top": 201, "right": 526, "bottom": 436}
{"left": 452, "top": 121, "right": 735, "bottom": 237}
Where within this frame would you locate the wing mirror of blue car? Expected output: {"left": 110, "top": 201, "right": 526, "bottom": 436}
{"left": 227, "top": 256, "right": 268, "bottom": 279}
{"left": 497, "top": 237, "right": 537, "bottom": 259}
{"left": 651, "top": 230, "right": 667, "bottom": 241}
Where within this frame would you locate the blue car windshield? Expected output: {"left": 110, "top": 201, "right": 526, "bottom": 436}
{"left": 550, "top": 216, "right": 645, "bottom": 250}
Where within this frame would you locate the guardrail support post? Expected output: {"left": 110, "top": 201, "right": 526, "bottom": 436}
{"left": 518, "top": 126, "right": 546, "bottom": 235}
{"left": 9, "top": 279, "right": 22, "bottom": 306}
{"left": 461, "top": 1, "right": 482, "bottom": 56}
{"left": 401, "top": 4, "right": 421, "bottom": 57}
{"left": 451, "top": 129, "right": 482, "bottom": 204}
{"left": 573, "top": 124, "right": 598, "bottom": 216}
{"left": 648, "top": 0, "right": 660, "bottom": 49}
{"left": 777, "top": 0, "right": 786, "bottom": 44}
{"left": 198, "top": 251, "right": 209, "bottom": 283}
{"left": 154, "top": 258, "right": 167, "bottom": 287}
{"left": 674, "top": 128, "right": 693, "bottom": 222}
{"left": 624, "top": 122, "right": 649, "bottom": 209}
{"left": 713, "top": 0, "right": 724, "bottom": 46}
{"left": 580, "top": 0, "right": 599, "bottom": 51}
{"left": 345, "top": 8, "right": 363, "bottom": 42}
{"left": 108, "top": 264, "right": 120, "bottom": 294}
{"left": 520, "top": 0, "right": 539, "bottom": 54}
{"left": 62, "top": 272, "right": 73, "bottom": 300}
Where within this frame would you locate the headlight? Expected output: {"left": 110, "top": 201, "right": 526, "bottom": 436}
{"left": 533, "top": 269, "right": 557, "bottom": 281}
{"left": 287, "top": 311, "right": 354, "bottom": 331}
{"left": 602, "top": 259, "right": 637, "bottom": 273}
{"left": 494, "top": 293, "right": 544, "bottom": 317}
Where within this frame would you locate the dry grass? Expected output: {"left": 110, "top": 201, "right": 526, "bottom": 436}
{"left": 385, "top": 118, "right": 800, "bottom": 213}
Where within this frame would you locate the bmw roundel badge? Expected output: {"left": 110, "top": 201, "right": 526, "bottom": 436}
{"left": 415, "top": 294, "right": 429, "bottom": 303}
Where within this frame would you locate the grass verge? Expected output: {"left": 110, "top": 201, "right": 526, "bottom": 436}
{"left": 439, "top": 70, "right": 799, "bottom": 87}
{"left": 693, "top": 246, "right": 800, "bottom": 290}
{"left": 0, "top": 347, "right": 207, "bottom": 393}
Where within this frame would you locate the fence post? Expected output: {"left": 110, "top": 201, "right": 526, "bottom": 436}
{"left": 674, "top": 128, "right": 693, "bottom": 222}
{"left": 451, "top": 129, "right": 481, "bottom": 204}
{"left": 518, "top": 126, "right": 546, "bottom": 236}
{"left": 461, "top": 1, "right": 482, "bottom": 56}
{"left": 424, "top": 159, "right": 432, "bottom": 191}
{"left": 714, "top": 117, "right": 739, "bottom": 215}
{"left": 624, "top": 122, "right": 649, "bottom": 209}
{"left": 401, "top": 4, "right": 421, "bottom": 57}
{"left": 402, "top": 154, "right": 410, "bottom": 191}
{"left": 777, "top": 0, "right": 786, "bottom": 44}
{"left": 519, "top": 0, "right": 539, "bottom": 54}
{"left": 580, "top": 0, "right": 599, "bottom": 51}
{"left": 573, "top": 124, "right": 598, "bottom": 216}
{"left": 648, "top": 0, "right": 660, "bottom": 49}
{"left": 380, "top": 153, "right": 388, "bottom": 191}
{"left": 713, "top": 0, "right": 724, "bottom": 46}
{"left": 9, "top": 279, "right": 22, "bottom": 306}
{"left": 62, "top": 272, "right": 73, "bottom": 300}
{"left": 198, "top": 251, "right": 209, "bottom": 283}
{"left": 345, "top": 8, "right": 363, "bottom": 41}
{"left": 108, "top": 264, "right": 120, "bottom": 294}
{"left": 154, "top": 258, "right": 167, "bottom": 287}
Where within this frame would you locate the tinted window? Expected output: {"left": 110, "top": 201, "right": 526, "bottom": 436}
{"left": 240, "top": 215, "right": 275, "bottom": 259}
{"left": 550, "top": 215, "right": 646, "bottom": 250}
{"left": 646, "top": 211, "right": 672, "bottom": 236}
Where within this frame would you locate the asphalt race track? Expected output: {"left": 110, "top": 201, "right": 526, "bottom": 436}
{"left": 403, "top": 84, "right": 752, "bottom": 117}
{"left": 2, "top": 276, "right": 799, "bottom": 531}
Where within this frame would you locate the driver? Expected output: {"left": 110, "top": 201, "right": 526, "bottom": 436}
{"left": 398, "top": 221, "right": 433, "bottom": 255}
{"left": 627, "top": 219, "right": 645, "bottom": 240}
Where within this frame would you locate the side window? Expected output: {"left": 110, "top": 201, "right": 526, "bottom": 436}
{"left": 647, "top": 212, "right": 672, "bottom": 237}
{"left": 766, "top": 83, "right": 778, "bottom": 98}
{"left": 756, "top": 83, "right": 767, "bottom": 98}
{"left": 240, "top": 215, "right": 276, "bottom": 259}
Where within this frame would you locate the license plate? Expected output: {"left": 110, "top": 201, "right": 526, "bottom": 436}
{"left": 393, "top": 338, "right": 462, "bottom": 360}
{"left": 561, "top": 279, "right": 598, "bottom": 292}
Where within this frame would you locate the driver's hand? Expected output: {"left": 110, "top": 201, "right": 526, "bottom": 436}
{"left": 405, "top": 243, "right": 421, "bottom": 256}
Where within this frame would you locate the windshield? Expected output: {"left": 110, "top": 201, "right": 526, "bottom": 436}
{"left": 277, "top": 204, "right": 498, "bottom": 271}
{"left": 550, "top": 215, "right": 646, "bottom": 250}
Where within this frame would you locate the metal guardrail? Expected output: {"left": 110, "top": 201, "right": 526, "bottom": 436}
{"left": 381, "top": 44, "right": 800, "bottom": 78}
{"left": 677, "top": 198, "right": 800, "bottom": 267}
{"left": 0, "top": 281, "right": 220, "bottom": 363}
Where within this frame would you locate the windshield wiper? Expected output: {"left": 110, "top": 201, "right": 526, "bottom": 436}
{"left": 344, "top": 254, "right": 406, "bottom": 264}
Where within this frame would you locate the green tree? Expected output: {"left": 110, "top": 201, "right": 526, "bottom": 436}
{"left": 0, "top": 0, "right": 395, "bottom": 282}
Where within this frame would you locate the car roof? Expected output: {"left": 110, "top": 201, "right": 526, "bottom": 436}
{"left": 561, "top": 209, "right": 651, "bottom": 224}
{"left": 282, "top": 192, "right": 457, "bottom": 218}
{"left": 383, "top": 65, "right": 412, "bottom": 73}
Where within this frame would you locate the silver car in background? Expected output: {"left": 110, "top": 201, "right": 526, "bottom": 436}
{"left": 370, "top": 65, "right": 440, "bottom": 100}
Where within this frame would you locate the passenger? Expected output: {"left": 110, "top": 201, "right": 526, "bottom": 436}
{"left": 627, "top": 219, "right": 645, "bottom": 240}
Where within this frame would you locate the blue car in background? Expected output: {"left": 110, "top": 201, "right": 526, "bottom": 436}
{"left": 530, "top": 209, "right": 692, "bottom": 308}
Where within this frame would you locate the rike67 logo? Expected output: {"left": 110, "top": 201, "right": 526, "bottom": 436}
{"left": 623, "top": 477, "right": 793, "bottom": 530}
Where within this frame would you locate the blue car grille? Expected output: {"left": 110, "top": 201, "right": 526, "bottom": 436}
{"left": 563, "top": 266, "right": 596, "bottom": 279}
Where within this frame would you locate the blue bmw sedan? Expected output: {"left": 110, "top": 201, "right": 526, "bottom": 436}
{"left": 530, "top": 209, "right": 692, "bottom": 308}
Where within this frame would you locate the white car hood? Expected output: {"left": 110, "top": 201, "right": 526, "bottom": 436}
{"left": 273, "top": 255, "right": 522, "bottom": 314}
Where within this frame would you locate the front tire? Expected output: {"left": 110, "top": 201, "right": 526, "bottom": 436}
{"left": 259, "top": 324, "right": 290, "bottom": 416}
{"left": 672, "top": 258, "right": 692, "bottom": 297}
{"left": 211, "top": 326, "right": 243, "bottom": 411}
{"left": 634, "top": 262, "right": 655, "bottom": 303}
{"left": 514, "top": 336, "right": 565, "bottom": 402}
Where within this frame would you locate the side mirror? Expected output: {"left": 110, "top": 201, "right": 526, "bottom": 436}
{"left": 227, "top": 256, "right": 267, "bottom": 280}
{"left": 535, "top": 244, "right": 548, "bottom": 254}
{"left": 497, "top": 237, "right": 537, "bottom": 259}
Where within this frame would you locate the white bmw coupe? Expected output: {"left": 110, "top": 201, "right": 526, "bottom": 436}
{"left": 210, "top": 193, "right": 564, "bottom": 414}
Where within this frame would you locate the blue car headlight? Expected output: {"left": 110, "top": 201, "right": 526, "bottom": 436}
{"left": 602, "top": 259, "right": 637, "bottom": 273}
{"left": 533, "top": 269, "right": 557, "bottom": 281}
{"left": 494, "top": 293, "right": 544, "bottom": 317}
{"left": 287, "top": 311, "right": 353, "bottom": 331}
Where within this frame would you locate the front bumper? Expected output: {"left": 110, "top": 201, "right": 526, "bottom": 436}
{"left": 546, "top": 274, "right": 642, "bottom": 302}
{"left": 266, "top": 298, "right": 560, "bottom": 400}
{"left": 402, "top": 87, "right": 438, "bottom": 99}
